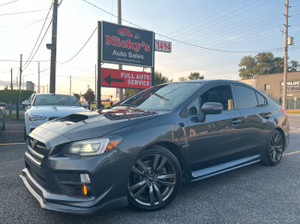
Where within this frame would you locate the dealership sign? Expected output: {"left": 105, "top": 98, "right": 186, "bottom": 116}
{"left": 280, "top": 81, "right": 300, "bottom": 92}
{"left": 101, "top": 68, "right": 151, "bottom": 89}
{"left": 101, "top": 21, "right": 154, "bottom": 67}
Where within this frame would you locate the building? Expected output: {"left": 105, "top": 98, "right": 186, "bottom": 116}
{"left": 26, "top": 81, "right": 34, "bottom": 91}
{"left": 239, "top": 71, "right": 300, "bottom": 109}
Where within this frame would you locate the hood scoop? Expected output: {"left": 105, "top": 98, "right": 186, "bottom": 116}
{"left": 57, "top": 113, "right": 89, "bottom": 123}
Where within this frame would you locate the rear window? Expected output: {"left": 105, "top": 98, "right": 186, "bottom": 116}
{"left": 233, "top": 85, "right": 257, "bottom": 109}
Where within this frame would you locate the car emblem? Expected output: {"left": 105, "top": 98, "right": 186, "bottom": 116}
{"left": 30, "top": 139, "right": 37, "bottom": 149}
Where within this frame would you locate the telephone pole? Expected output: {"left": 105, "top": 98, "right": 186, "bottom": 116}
{"left": 10, "top": 68, "right": 13, "bottom": 90}
{"left": 48, "top": 0, "right": 58, "bottom": 93}
{"left": 38, "top": 62, "right": 40, "bottom": 93}
{"left": 282, "top": 0, "right": 290, "bottom": 110}
{"left": 70, "top": 75, "right": 72, "bottom": 95}
{"left": 17, "top": 54, "right": 22, "bottom": 121}
{"left": 118, "top": 0, "right": 124, "bottom": 100}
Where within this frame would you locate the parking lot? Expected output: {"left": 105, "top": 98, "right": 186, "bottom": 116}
{"left": 0, "top": 115, "right": 300, "bottom": 224}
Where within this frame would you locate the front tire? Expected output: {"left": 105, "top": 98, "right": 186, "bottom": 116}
{"left": 263, "top": 130, "right": 284, "bottom": 166}
{"left": 127, "top": 146, "right": 182, "bottom": 211}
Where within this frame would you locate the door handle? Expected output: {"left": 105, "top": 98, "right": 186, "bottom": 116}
{"left": 231, "top": 119, "right": 241, "bottom": 126}
{"left": 263, "top": 112, "right": 271, "bottom": 119}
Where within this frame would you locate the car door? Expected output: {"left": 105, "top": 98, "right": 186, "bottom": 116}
{"left": 184, "top": 84, "right": 243, "bottom": 172}
{"left": 232, "top": 84, "right": 270, "bottom": 156}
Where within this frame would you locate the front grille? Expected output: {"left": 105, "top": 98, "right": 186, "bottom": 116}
{"left": 27, "top": 165, "right": 46, "bottom": 186}
{"left": 27, "top": 137, "right": 47, "bottom": 165}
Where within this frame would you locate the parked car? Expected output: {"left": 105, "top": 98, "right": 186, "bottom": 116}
{"left": 23, "top": 93, "right": 88, "bottom": 139}
{"left": 20, "top": 80, "right": 289, "bottom": 214}
{"left": 0, "top": 102, "right": 6, "bottom": 131}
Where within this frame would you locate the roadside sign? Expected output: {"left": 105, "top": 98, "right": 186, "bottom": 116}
{"left": 155, "top": 40, "right": 172, "bottom": 53}
{"left": 101, "top": 21, "right": 154, "bottom": 67}
{"left": 101, "top": 68, "right": 152, "bottom": 89}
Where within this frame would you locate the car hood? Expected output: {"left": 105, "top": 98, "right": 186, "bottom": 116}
{"left": 27, "top": 106, "right": 87, "bottom": 117}
{"left": 30, "top": 109, "right": 158, "bottom": 147}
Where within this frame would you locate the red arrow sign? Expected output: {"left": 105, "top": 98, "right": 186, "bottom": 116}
{"left": 101, "top": 68, "right": 152, "bottom": 89}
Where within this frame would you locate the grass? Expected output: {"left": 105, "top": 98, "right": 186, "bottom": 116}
{"left": 286, "top": 110, "right": 300, "bottom": 113}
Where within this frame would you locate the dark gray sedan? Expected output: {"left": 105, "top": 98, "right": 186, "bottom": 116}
{"left": 20, "top": 80, "right": 289, "bottom": 214}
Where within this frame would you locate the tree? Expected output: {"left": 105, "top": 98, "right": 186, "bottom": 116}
{"left": 188, "top": 72, "right": 204, "bottom": 80}
{"left": 125, "top": 72, "right": 172, "bottom": 98}
{"left": 83, "top": 88, "right": 95, "bottom": 106}
{"left": 238, "top": 52, "right": 300, "bottom": 79}
{"left": 179, "top": 72, "right": 204, "bottom": 81}
{"left": 73, "top": 93, "right": 80, "bottom": 101}
{"left": 179, "top": 77, "right": 187, "bottom": 81}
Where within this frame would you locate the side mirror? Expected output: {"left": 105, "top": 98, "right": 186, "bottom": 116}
{"left": 198, "top": 102, "right": 223, "bottom": 122}
{"left": 22, "top": 100, "right": 30, "bottom": 106}
{"left": 201, "top": 102, "right": 223, "bottom": 115}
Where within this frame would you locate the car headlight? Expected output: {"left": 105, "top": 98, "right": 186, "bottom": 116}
{"left": 62, "top": 137, "right": 123, "bottom": 156}
{"left": 29, "top": 114, "right": 47, "bottom": 121}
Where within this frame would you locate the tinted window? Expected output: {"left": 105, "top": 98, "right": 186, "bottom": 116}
{"left": 256, "top": 92, "right": 267, "bottom": 107}
{"left": 200, "top": 85, "right": 234, "bottom": 110}
{"left": 233, "top": 85, "right": 257, "bottom": 109}
{"left": 118, "top": 83, "right": 202, "bottom": 110}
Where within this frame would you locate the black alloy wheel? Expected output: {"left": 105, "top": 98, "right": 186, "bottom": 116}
{"left": 263, "top": 130, "right": 284, "bottom": 166}
{"left": 127, "top": 147, "right": 182, "bottom": 211}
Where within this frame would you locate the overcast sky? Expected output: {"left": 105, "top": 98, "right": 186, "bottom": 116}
{"left": 0, "top": 0, "right": 299, "bottom": 99}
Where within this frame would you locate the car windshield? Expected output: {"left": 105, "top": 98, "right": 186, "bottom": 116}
{"left": 117, "top": 82, "right": 203, "bottom": 111}
{"left": 33, "top": 95, "right": 81, "bottom": 106}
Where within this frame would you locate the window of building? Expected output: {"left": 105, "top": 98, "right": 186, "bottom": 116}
{"left": 264, "top": 84, "right": 271, "bottom": 90}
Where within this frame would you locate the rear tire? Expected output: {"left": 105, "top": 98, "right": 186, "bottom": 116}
{"left": 127, "top": 146, "right": 182, "bottom": 211}
{"left": 262, "top": 130, "right": 284, "bottom": 166}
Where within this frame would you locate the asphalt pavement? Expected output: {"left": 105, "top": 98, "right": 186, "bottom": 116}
{"left": 0, "top": 116, "right": 300, "bottom": 224}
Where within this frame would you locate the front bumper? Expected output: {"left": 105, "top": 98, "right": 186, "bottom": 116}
{"left": 19, "top": 168, "right": 127, "bottom": 214}
{"left": 20, "top": 137, "right": 132, "bottom": 214}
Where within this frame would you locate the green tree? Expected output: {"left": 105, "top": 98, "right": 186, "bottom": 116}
{"left": 179, "top": 77, "right": 187, "bottom": 81}
{"left": 238, "top": 52, "right": 299, "bottom": 79}
{"left": 125, "top": 72, "right": 172, "bottom": 98}
{"left": 73, "top": 93, "right": 80, "bottom": 101}
{"left": 188, "top": 72, "right": 204, "bottom": 80}
{"left": 179, "top": 72, "right": 204, "bottom": 81}
{"left": 83, "top": 88, "right": 95, "bottom": 105}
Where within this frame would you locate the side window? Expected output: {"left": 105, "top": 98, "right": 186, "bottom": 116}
{"left": 233, "top": 85, "right": 257, "bottom": 109}
{"left": 256, "top": 92, "right": 267, "bottom": 107}
{"left": 200, "top": 85, "right": 234, "bottom": 111}
{"left": 186, "top": 97, "right": 199, "bottom": 116}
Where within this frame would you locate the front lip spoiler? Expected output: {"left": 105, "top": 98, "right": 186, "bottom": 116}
{"left": 19, "top": 168, "right": 127, "bottom": 215}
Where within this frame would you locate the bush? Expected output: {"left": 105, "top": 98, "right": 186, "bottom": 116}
{"left": 0, "top": 90, "right": 34, "bottom": 104}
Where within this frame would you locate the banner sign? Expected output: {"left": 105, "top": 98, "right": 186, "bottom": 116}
{"left": 101, "top": 68, "right": 152, "bottom": 89}
{"left": 280, "top": 81, "right": 300, "bottom": 92}
{"left": 155, "top": 40, "right": 172, "bottom": 53}
{"left": 101, "top": 21, "right": 154, "bottom": 67}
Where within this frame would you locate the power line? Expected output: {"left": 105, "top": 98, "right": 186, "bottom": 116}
{"left": 58, "top": 27, "right": 97, "bottom": 64}
{"left": 83, "top": 0, "right": 282, "bottom": 54}
{"left": 0, "top": 8, "right": 48, "bottom": 16}
{"left": 23, "top": 4, "right": 53, "bottom": 69}
{"left": 23, "top": 19, "right": 53, "bottom": 71}
{"left": 0, "top": 59, "right": 49, "bottom": 62}
{"left": 0, "top": 0, "right": 20, "bottom": 7}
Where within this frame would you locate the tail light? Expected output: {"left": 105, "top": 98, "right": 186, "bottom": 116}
{"left": 280, "top": 108, "right": 288, "bottom": 116}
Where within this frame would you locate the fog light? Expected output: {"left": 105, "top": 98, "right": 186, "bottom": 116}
{"left": 80, "top": 174, "right": 91, "bottom": 183}
{"left": 82, "top": 184, "right": 88, "bottom": 196}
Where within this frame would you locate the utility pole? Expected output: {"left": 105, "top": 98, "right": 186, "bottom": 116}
{"left": 17, "top": 54, "right": 22, "bottom": 121}
{"left": 48, "top": 0, "right": 58, "bottom": 93}
{"left": 95, "top": 64, "right": 96, "bottom": 101}
{"left": 38, "top": 61, "right": 40, "bottom": 93}
{"left": 10, "top": 68, "right": 13, "bottom": 90}
{"left": 282, "top": 0, "right": 290, "bottom": 110}
{"left": 118, "top": 0, "right": 124, "bottom": 100}
{"left": 70, "top": 75, "right": 72, "bottom": 95}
